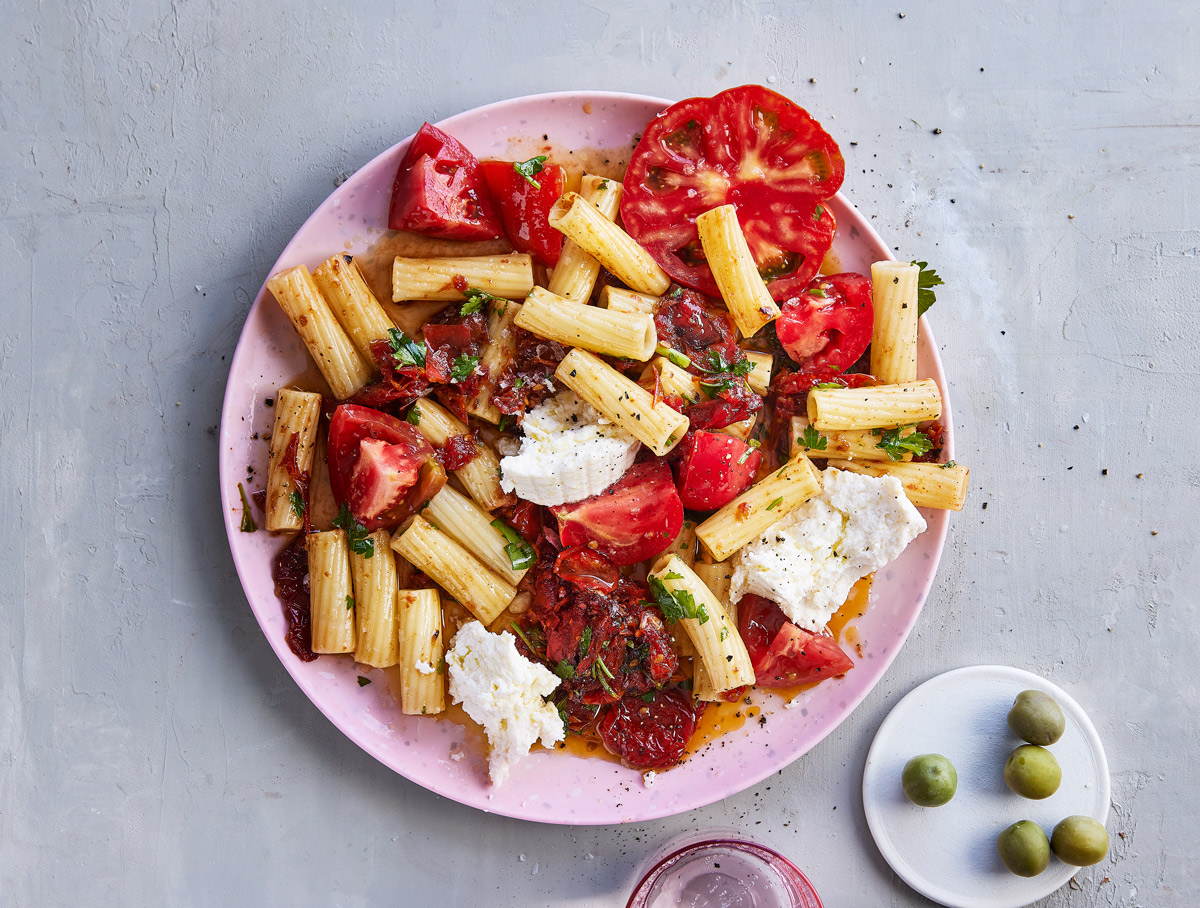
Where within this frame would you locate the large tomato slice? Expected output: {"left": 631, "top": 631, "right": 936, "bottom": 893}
{"left": 674, "top": 430, "right": 761, "bottom": 511}
{"left": 596, "top": 687, "right": 702, "bottom": 768}
{"left": 775, "top": 272, "right": 874, "bottom": 371}
{"left": 622, "top": 85, "right": 843, "bottom": 301}
{"left": 480, "top": 159, "right": 566, "bottom": 266}
{"left": 387, "top": 123, "right": 503, "bottom": 241}
{"left": 737, "top": 594, "right": 854, "bottom": 688}
{"left": 550, "top": 461, "right": 683, "bottom": 567}
{"left": 327, "top": 404, "right": 446, "bottom": 530}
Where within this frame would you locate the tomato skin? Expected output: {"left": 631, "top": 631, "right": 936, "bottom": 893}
{"left": 388, "top": 123, "right": 503, "bottom": 240}
{"left": 775, "top": 273, "right": 875, "bottom": 372}
{"left": 737, "top": 594, "right": 854, "bottom": 687}
{"left": 622, "top": 85, "right": 843, "bottom": 300}
{"left": 551, "top": 461, "right": 684, "bottom": 567}
{"left": 327, "top": 404, "right": 446, "bottom": 529}
{"left": 596, "top": 687, "right": 703, "bottom": 768}
{"left": 480, "top": 160, "right": 566, "bottom": 266}
{"left": 675, "top": 431, "right": 761, "bottom": 510}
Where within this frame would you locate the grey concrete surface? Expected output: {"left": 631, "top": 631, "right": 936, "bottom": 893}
{"left": 2, "top": 1, "right": 1196, "bottom": 905}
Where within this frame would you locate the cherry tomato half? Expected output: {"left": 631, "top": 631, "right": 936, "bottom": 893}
{"left": 551, "top": 461, "right": 683, "bottom": 567}
{"left": 327, "top": 404, "right": 446, "bottom": 530}
{"left": 480, "top": 159, "right": 566, "bottom": 266}
{"left": 388, "top": 123, "right": 503, "bottom": 241}
{"left": 596, "top": 687, "right": 702, "bottom": 769}
{"left": 737, "top": 594, "right": 854, "bottom": 688}
{"left": 674, "top": 431, "right": 761, "bottom": 511}
{"left": 622, "top": 85, "right": 844, "bottom": 301}
{"left": 775, "top": 272, "right": 874, "bottom": 372}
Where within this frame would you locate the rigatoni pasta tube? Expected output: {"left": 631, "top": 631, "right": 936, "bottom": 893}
{"left": 695, "top": 205, "right": 780, "bottom": 338}
{"left": 468, "top": 301, "right": 520, "bottom": 424}
{"left": 547, "top": 175, "right": 622, "bottom": 302}
{"left": 640, "top": 357, "right": 701, "bottom": 405}
{"left": 351, "top": 531, "right": 400, "bottom": 668}
{"left": 515, "top": 287, "right": 658, "bottom": 361}
{"left": 311, "top": 254, "right": 396, "bottom": 364}
{"left": 548, "top": 192, "right": 671, "bottom": 296}
{"left": 790, "top": 415, "right": 909, "bottom": 462}
{"left": 827, "top": 459, "right": 969, "bottom": 511}
{"left": 265, "top": 388, "right": 322, "bottom": 532}
{"left": 555, "top": 348, "right": 688, "bottom": 456}
{"left": 696, "top": 455, "right": 822, "bottom": 562}
{"left": 307, "top": 530, "right": 356, "bottom": 654}
{"left": 743, "top": 351, "right": 773, "bottom": 396}
{"left": 391, "top": 254, "right": 534, "bottom": 302}
{"left": 423, "top": 485, "right": 530, "bottom": 585}
{"left": 390, "top": 516, "right": 516, "bottom": 625}
{"left": 266, "top": 265, "right": 372, "bottom": 400}
{"left": 693, "top": 559, "right": 735, "bottom": 627}
{"left": 410, "top": 398, "right": 513, "bottom": 510}
{"left": 397, "top": 589, "right": 445, "bottom": 716}
{"left": 717, "top": 417, "right": 756, "bottom": 442}
{"left": 870, "top": 261, "right": 919, "bottom": 384}
{"left": 599, "top": 286, "right": 659, "bottom": 315}
{"left": 649, "top": 555, "right": 754, "bottom": 693}
{"left": 807, "top": 379, "right": 942, "bottom": 431}
{"left": 667, "top": 520, "right": 697, "bottom": 568}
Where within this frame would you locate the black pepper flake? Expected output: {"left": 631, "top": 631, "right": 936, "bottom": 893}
{"left": 982, "top": 502, "right": 988, "bottom": 509}
{"left": 1102, "top": 469, "right": 1108, "bottom": 476}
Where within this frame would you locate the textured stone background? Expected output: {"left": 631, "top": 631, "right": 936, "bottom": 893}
{"left": 2, "top": 1, "right": 1195, "bottom": 905}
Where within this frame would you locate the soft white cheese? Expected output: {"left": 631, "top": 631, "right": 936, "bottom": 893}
{"left": 499, "top": 390, "right": 640, "bottom": 506}
{"left": 729, "top": 470, "right": 926, "bottom": 631}
{"left": 445, "top": 621, "right": 565, "bottom": 786}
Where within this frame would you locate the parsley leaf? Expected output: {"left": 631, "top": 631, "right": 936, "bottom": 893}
{"left": 809, "top": 287, "right": 827, "bottom": 298}
{"left": 513, "top": 155, "right": 548, "bottom": 189}
{"left": 357, "top": 675, "right": 371, "bottom": 687}
{"left": 288, "top": 489, "right": 306, "bottom": 519}
{"left": 333, "top": 503, "right": 375, "bottom": 557}
{"left": 460, "top": 287, "right": 504, "bottom": 316}
{"left": 449, "top": 353, "right": 480, "bottom": 383}
{"left": 237, "top": 482, "right": 258, "bottom": 533}
{"left": 386, "top": 327, "right": 426, "bottom": 368}
{"left": 405, "top": 407, "right": 420, "bottom": 426}
{"left": 490, "top": 518, "right": 537, "bottom": 570}
{"left": 875, "top": 426, "right": 934, "bottom": 461}
{"left": 912, "top": 261, "right": 944, "bottom": 316}
{"left": 641, "top": 691, "right": 656, "bottom": 703}
{"left": 813, "top": 381, "right": 842, "bottom": 390}
{"left": 799, "top": 425, "right": 828, "bottom": 452}
{"left": 647, "top": 574, "right": 710, "bottom": 625}
{"left": 696, "top": 350, "right": 754, "bottom": 397}
{"left": 345, "top": 595, "right": 355, "bottom": 611}
{"left": 554, "top": 661, "right": 576, "bottom": 680}
{"left": 941, "top": 459, "right": 957, "bottom": 469}
{"left": 814, "top": 204, "right": 824, "bottom": 221}
{"left": 720, "top": 626, "right": 729, "bottom": 642}
{"left": 578, "top": 626, "right": 593, "bottom": 661}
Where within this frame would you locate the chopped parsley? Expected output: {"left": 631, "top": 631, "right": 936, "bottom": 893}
{"left": 813, "top": 381, "right": 842, "bottom": 390}
{"left": 655, "top": 343, "right": 691, "bottom": 369}
{"left": 648, "top": 573, "right": 710, "bottom": 625}
{"left": 596, "top": 179, "right": 610, "bottom": 191}
{"left": 490, "top": 518, "right": 537, "bottom": 570}
{"left": 498, "top": 414, "right": 511, "bottom": 432}
{"left": 386, "top": 327, "right": 425, "bottom": 368}
{"left": 941, "top": 459, "right": 957, "bottom": 469}
{"left": 912, "top": 261, "right": 944, "bottom": 316}
{"left": 357, "top": 675, "right": 371, "bottom": 687}
{"left": 513, "top": 155, "right": 548, "bottom": 189}
{"left": 799, "top": 425, "right": 828, "bottom": 452}
{"left": 450, "top": 353, "right": 480, "bottom": 383}
{"left": 578, "top": 626, "right": 594, "bottom": 661}
{"left": 405, "top": 407, "right": 421, "bottom": 426}
{"left": 288, "top": 489, "right": 305, "bottom": 519}
{"left": 333, "top": 503, "right": 374, "bottom": 557}
{"left": 593, "top": 658, "right": 617, "bottom": 697}
{"left": 813, "top": 204, "right": 824, "bottom": 221}
{"left": 720, "top": 626, "right": 729, "bottom": 642}
{"left": 345, "top": 595, "right": 355, "bottom": 611}
{"left": 696, "top": 349, "right": 754, "bottom": 397}
{"left": 641, "top": 691, "right": 656, "bottom": 703}
{"left": 809, "top": 287, "right": 827, "bottom": 298}
{"left": 738, "top": 439, "right": 761, "bottom": 464}
{"left": 237, "top": 482, "right": 257, "bottom": 532}
{"left": 554, "top": 661, "right": 576, "bottom": 680}
{"left": 766, "top": 497, "right": 784, "bottom": 511}
{"left": 874, "top": 426, "right": 934, "bottom": 461}
{"left": 460, "top": 286, "right": 504, "bottom": 316}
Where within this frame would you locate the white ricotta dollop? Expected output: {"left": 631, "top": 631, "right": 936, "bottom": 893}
{"left": 445, "top": 621, "right": 565, "bottom": 786}
{"left": 729, "top": 470, "right": 927, "bottom": 631}
{"left": 499, "top": 390, "right": 640, "bottom": 505}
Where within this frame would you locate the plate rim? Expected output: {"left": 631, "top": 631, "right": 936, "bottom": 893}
{"left": 218, "top": 89, "right": 955, "bottom": 824}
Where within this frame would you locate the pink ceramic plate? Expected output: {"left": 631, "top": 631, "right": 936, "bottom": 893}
{"left": 218, "top": 91, "right": 953, "bottom": 825}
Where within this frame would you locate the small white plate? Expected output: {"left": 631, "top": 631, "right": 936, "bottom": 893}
{"left": 863, "top": 665, "right": 1110, "bottom": 908}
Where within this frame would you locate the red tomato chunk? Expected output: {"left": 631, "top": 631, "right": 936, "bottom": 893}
{"left": 737, "top": 594, "right": 854, "bottom": 687}
{"left": 480, "top": 159, "right": 566, "bottom": 266}
{"left": 775, "top": 272, "right": 874, "bottom": 372}
{"left": 597, "top": 687, "right": 704, "bottom": 768}
{"left": 674, "top": 431, "right": 761, "bottom": 510}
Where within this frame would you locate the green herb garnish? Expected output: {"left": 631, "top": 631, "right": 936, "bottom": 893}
{"left": 460, "top": 287, "right": 504, "bottom": 316}
{"left": 647, "top": 573, "right": 710, "bottom": 625}
{"left": 450, "top": 353, "right": 480, "bottom": 383}
{"left": 655, "top": 344, "right": 691, "bottom": 369}
{"left": 513, "top": 155, "right": 548, "bottom": 189}
{"left": 386, "top": 327, "right": 426, "bottom": 368}
{"left": 875, "top": 426, "right": 934, "bottom": 461}
{"left": 912, "top": 261, "right": 944, "bottom": 316}
{"left": 333, "top": 503, "right": 374, "bottom": 557}
{"left": 738, "top": 439, "right": 761, "bottom": 464}
{"left": 405, "top": 407, "right": 421, "bottom": 426}
{"left": 809, "top": 287, "right": 827, "bottom": 298}
{"left": 941, "top": 459, "right": 957, "bottom": 469}
{"left": 813, "top": 381, "right": 842, "bottom": 390}
{"left": 578, "top": 626, "right": 593, "bottom": 661}
{"left": 345, "top": 595, "right": 355, "bottom": 611}
{"left": 720, "top": 626, "right": 729, "bottom": 642}
{"left": 237, "top": 482, "right": 258, "bottom": 533}
{"left": 288, "top": 489, "right": 306, "bottom": 519}
{"left": 490, "top": 518, "right": 537, "bottom": 570}
{"left": 554, "top": 661, "right": 576, "bottom": 680}
{"left": 641, "top": 691, "right": 656, "bottom": 703}
{"left": 766, "top": 497, "right": 783, "bottom": 511}
{"left": 357, "top": 676, "right": 371, "bottom": 687}
{"left": 799, "top": 425, "right": 828, "bottom": 452}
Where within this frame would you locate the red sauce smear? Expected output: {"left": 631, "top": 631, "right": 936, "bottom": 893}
{"left": 273, "top": 535, "right": 316, "bottom": 662}
{"left": 440, "top": 433, "right": 479, "bottom": 470}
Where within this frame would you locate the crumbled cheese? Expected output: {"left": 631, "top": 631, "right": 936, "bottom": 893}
{"left": 729, "top": 470, "right": 926, "bottom": 631}
{"left": 499, "top": 391, "right": 640, "bottom": 505}
{"left": 415, "top": 660, "right": 435, "bottom": 675}
{"left": 445, "top": 621, "right": 565, "bottom": 785}
{"left": 642, "top": 770, "right": 657, "bottom": 787}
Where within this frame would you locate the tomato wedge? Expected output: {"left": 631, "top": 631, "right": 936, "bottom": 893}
{"left": 737, "top": 594, "right": 854, "bottom": 688}
{"left": 775, "top": 272, "right": 874, "bottom": 371}
{"left": 388, "top": 123, "right": 503, "bottom": 240}
{"left": 622, "top": 85, "right": 844, "bottom": 300}
{"left": 596, "top": 687, "right": 703, "bottom": 768}
{"left": 550, "top": 461, "right": 683, "bottom": 567}
{"left": 674, "top": 431, "right": 761, "bottom": 511}
{"left": 480, "top": 159, "right": 566, "bottom": 266}
{"left": 327, "top": 404, "right": 446, "bottom": 529}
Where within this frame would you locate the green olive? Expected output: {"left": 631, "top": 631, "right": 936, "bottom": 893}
{"left": 1051, "top": 815, "right": 1109, "bottom": 866}
{"left": 1003, "top": 744, "right": 1062, "bottom": 799}
{"left": 1007, "top": 689, "right": 1066, "bottom": 745}
{"left": 997, "top": 820, "right": 1051, "bottom": 877}
{"left": 901, "top": 754, "right": 958, "bottom": 807}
